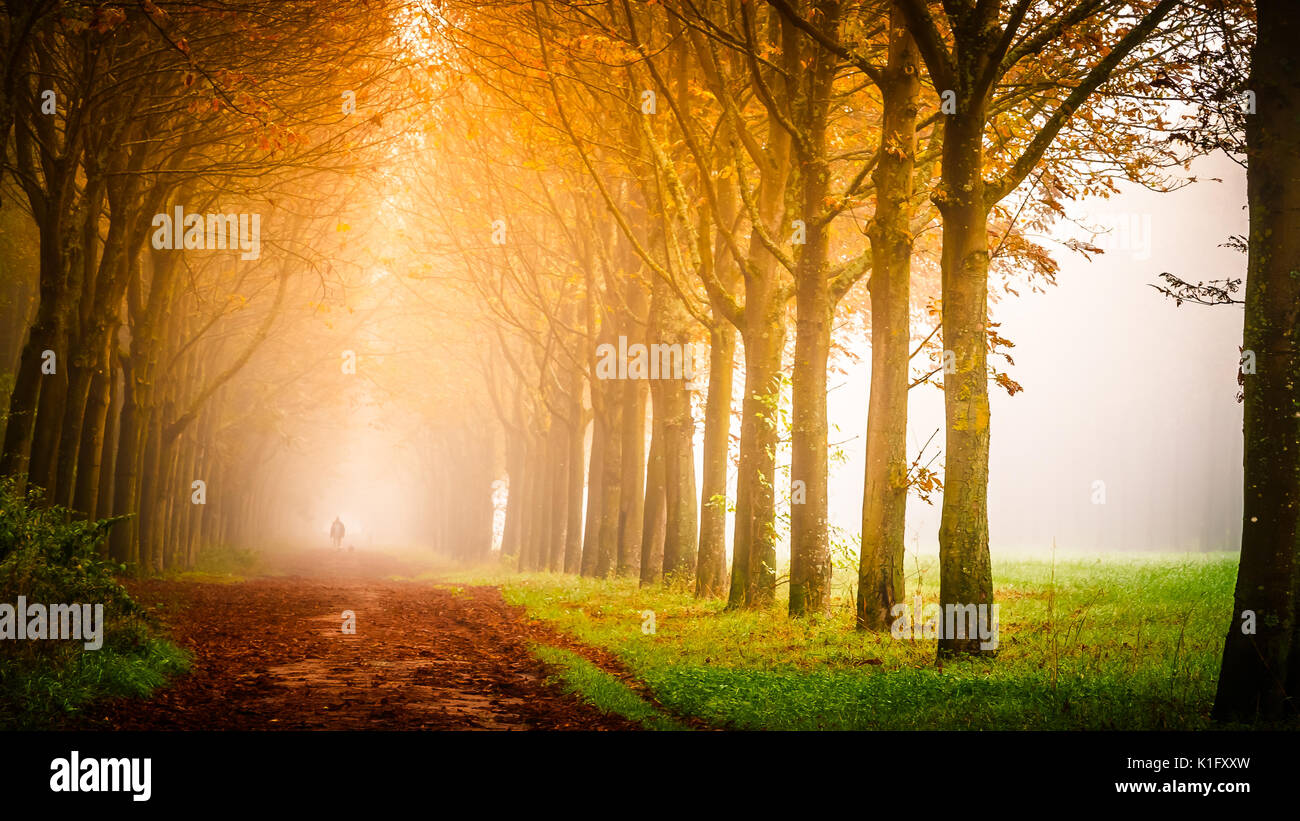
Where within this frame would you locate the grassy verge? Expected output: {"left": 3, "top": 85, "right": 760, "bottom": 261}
{"left": 0, "top": 482, "right": 191, "bottom": 729}
{"left": 448, "top": 553, "right": 1248, "bottom": 730}
{"left": 160, "top": 544, "right": 265, "bottom": 584}
{"left": 531, "top": 643, "right": 686, "bottom": 731}
{"left": 1, "top": 635, "right": 190, "bottom": 729}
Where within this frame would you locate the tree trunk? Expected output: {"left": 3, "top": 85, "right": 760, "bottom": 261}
{"left": 786, "top": 0, "right": 843, "bottom": 618}
{"left": 595, "top": 390, "right": 624, "bottom": 577}
{"left": 1214, "top": 0, "right": 1300, "bottom": 722}
{"left": 546, "top": 418, "right": 569, "bottom": 571}
{"left": 94, "top": 351, "right": 122, "bottom": 524}
{"left": 0, "top": 209, "right": 66, "bottom": 491}
{"left": 696, "top": 325, "right": 733, "bottom": 598}
{"left": 517, "top": 437, "right": 538, "bottom": 570}
{"left": 501, "top": 433, "right": 525, "bottom": 560}
{"left": 616, "top": 379, "right": 647, "bottom": 575}
{"left": 53, "top": 354, "right": 93, "bottom": 508}
{"left": 72, "top": 353, "right": 112, "bottom": 517}
{"left": 563, "top": 409, "right": 587, "bottom": 573}
{"left": 139, "top": 411, "right": 165, "bottom": 572}
{"left": 858, "top": 7, "right": 920, "bottom": 630}
{"left": 661, "top": 370, "right": 697, "bottom": 581}
{"left": 580, "top": 407, "right": 606, "bottom": 576}
{"left": 640, "top": 402, "right": 667, "bottom": 584}
{"left": 26, "top": 346, "right": 68, "bottom": 498}
{"left": 934, "top": 109, "right": 994, "bottom": 658}
{"left": 788, "top": 266, "right": 830, "bottom": 615}
{"left": 730, "top": 301, "right": 786, "bottom": 608}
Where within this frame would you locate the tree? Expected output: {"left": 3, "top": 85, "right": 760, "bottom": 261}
{"left": 898, "top": 0, "right": 1180, "bottom": 655}
{"left": 857, "top": 1, "right": 923, "bottom": 628}
{"left": 1213, "top": 0, "right": 1299, "bottom": 724}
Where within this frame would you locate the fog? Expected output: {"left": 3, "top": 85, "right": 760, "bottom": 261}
{"left": 827, "top": 153, "right": 1247, "bottom": 559}
{"left": 252, "top": 156, "right": 1246, "bottom": 565}
{"left": 1, "top": 0, "right": 1243, "bottom": 572}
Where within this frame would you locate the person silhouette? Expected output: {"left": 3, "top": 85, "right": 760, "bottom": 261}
{"left": 330, "top": 516, "right": 345, "bottom": 549}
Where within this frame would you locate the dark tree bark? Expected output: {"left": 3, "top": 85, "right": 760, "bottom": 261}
{"left": 1214, "top": 0, "right": 1300, "bottom": 723}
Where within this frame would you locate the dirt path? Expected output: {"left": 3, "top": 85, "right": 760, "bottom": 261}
{"left": 72, "top": 550, "right": 637, "bottom": 730}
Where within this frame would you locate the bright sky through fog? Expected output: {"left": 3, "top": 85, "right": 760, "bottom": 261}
{"left": 319, "top": 154, "right": 1249, "bottom": 560}
{"left": 826, "top": 153, "right": 1247, "bottom": 558}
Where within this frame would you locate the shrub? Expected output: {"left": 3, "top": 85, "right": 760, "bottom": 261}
{"left": 0, "top": 480, "right": 188, "bottom": 728}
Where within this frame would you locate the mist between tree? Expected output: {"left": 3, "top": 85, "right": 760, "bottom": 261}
{"left": 0, "top": 0, "right": 1283, "bottom": 708}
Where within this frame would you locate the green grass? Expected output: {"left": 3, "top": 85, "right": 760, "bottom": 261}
{"left": 0, "top": 480, "right": 194, "bottom": 728}
{"left": 432, "top": 583, "right": 470, "bottom": 598}
{"left": 162, "top": 544, "right": 265, "bottom": 583}
{"left": 448, "top": 552, "right": 1253, "bottom": 730}
{"left": 531, "top": 643, "right": 686, "bottom": 731}
{"left": 0, "top": 635, "right": 191, "bottom": 729}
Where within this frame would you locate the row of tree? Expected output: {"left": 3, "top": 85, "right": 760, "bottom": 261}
{"left": 0, "top": 0, "right": 408, "bottom": 569}
{"left": 6, "top": 0, "right": 1295, "bottom": 724}
{"left": 419, "top": 0, "right": 1223, "bottom": 657}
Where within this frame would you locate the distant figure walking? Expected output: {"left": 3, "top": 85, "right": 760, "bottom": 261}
{"left": 330, "top": 516, "right": 345, "bottom": 549}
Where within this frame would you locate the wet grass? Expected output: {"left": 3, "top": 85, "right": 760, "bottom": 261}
{"left": 531, "top": 643, "right": 687, "bottom": 731}
{"left": 450, "top": 553, "right": 1251, "bottom": 730}
{"left": 160, "top": 544, "right": 266, "bottom": 583}
{"left": 0, "top": 635, "right": 190, "bottom": 730}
